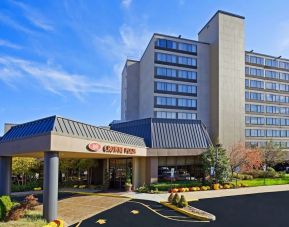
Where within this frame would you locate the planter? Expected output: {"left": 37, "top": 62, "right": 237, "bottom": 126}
{"left": 213, "top": 183, "right": 219, "bottom": 190}
{"left": 125, "top": 184, "right": 132, "bottom": 192}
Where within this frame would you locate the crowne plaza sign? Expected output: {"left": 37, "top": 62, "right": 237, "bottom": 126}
{"left": 87, "top": 142, "right": 136, "bottom": 155}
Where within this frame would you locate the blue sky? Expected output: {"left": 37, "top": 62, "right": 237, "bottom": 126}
{"left": 1, "top": 0, "right": 289, "bottom": 134}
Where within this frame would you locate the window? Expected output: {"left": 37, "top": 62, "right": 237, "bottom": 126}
{"left": 156, "top": 96, "right": 177, "bottom": 106}
{"left": 178, "top": 43, "right": 197, "bottom": 53}
{"left": 178, "top": 70, "right": 197, "bottom": 80}
{"left": 245, "top": 92, "right": 264, "bottom": 101}
{"left": 178, "top": 84, "right": 197, "bottom": 94}
{"left": 156, "top": 67, "right": 177, "bottom": 78}
{"left": 156, "top": 39, "right": 177, "bottom": 49}
{"left": 156, "top": 111, "right": 177, "bottom": 119}
{"left": 246, "top": 104, "right": 265, "bottom": 113}
{"left": 246, "top": 79, "right": 264, "bottom": 89}
{"left": 246, "top": 55, "right": 264, "bottom": 65}
{"left": 156, "top": 82, "right": 177, "bottom": 92}
{"left": 177, "top": 98, "right": 197, "bottom": 108}
{"left": 178, "top": 56, "right": 197, "bottom": 66}
{"left": 156, "top": 53, "right": 177, "bottom": 63}
{"left": 265, "top": 70, "right": 279, "bottom": 80}
{"left": 178, "top": 112, "right": 197, "bottom": 120}
{"left": 265, "top": 59, "right": 279, "bottom": 68}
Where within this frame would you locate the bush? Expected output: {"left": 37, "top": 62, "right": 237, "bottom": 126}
{"left": 172, "top": 193, "right": 180, "bottom": 206}
{"left": 0, "top": 195, "right": 13, "bottom": 221}
{"left": 22, "top": 195, "right": 39, "bottom": 210}
{"left": 5, "top": 204, "right": 26, "bottom": 221}
{"left": 12, "top": 181, "right": 42, "bottom": 192}
{"left": 135, "top": 185, "right": 149, "bottom": 193}
{"left": 178, "top": 195, "right": 188, "bottom": 208}
{"left": 168, "top": 193, "right": 174, "bottom": 203}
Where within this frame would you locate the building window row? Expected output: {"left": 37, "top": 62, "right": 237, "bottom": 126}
{"left": 155, "top": 96, "right": 197, "bottom": 108}
{"left": 155, "top": 39, "right": 197, "bottom": 54}
{"left": 245, "top": 67, "right": 264, "bottom": 77}
{"left": 245, "top": 79, "right": 289, "bottom": 92}
{"left": 155, "top": 111, "right": 197, "bottom": 120}
{"left": 155, "top": 52, "right": 197, "bottom": 67}
{"left": 246, "top": 54, "right": 289, "bottom": 70}
{"left": 246, "top": 104, "right": 289, "bottom": 115}
{"left": 246, "top": 116, "right": 289, "bottom": 126}
{"left": 245, "top": 79, "right": 264, "bottom": 89}
{"left": 246, "top": 141, "right": 289, "bottom": 148}
{"left": 245, "top": 91, "right": 289, "bottom": 103}
{"left": 245, "top": 129, "right": 289, "bottom": 137}
{"left": 155, "top": 67, "right": 197, "bottom": 81}
{"left": 155, "top": 82, "right": 197, "bottom": 95}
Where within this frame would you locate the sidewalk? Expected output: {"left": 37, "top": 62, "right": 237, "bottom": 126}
{"left": 121, "top": 184, "right": 289, "bottom": 202}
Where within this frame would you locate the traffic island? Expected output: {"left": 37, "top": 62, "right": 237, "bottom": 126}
{"left": 160, "top": 201, "right": 216, "bottom": 221}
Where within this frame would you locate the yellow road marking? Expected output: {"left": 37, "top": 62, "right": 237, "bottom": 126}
{"left": 75, "top": 221, "right": 82, "bottom": 227}
{"left": 96, "top": 219, "right": 107, "bottom": 224}
{"left": 131, "top": 210, "right": 140, "bottom": 214}
{"left": 127, "top": 201, "right": 208, "bottom": 223}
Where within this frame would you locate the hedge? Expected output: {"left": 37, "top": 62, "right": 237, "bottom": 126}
{"left": 0, "top": 195, "right": 13, "bottom": 221}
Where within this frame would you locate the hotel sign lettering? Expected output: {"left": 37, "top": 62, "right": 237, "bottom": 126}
{"left": 87, "top": 143, "right": 136, "bottom": 155}
{"left": 102, "top": 145, "right": 136, "bottom": 155}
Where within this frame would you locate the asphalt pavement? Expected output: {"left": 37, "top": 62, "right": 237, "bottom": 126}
{"left": 72, "top": 191, "right": 289, "bottom": 227}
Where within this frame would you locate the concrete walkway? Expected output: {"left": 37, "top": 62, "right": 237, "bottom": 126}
{"left": 37, "top": 195, "right": 130, "bottom": 226}
{"left": 121, "top": 184, "right": 289, "bottom": 202}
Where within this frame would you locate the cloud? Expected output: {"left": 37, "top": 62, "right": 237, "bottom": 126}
{"left": 0, "top": 39, "right": 22, "bottom": 49}
{"left": 10, "top": 0, "right": 54, "bottom": 31}
{"left": 93, "top": 24, "right": 152, "bottom": 79}
{"left": 121, "top": 0, "right": 132, "bottom": 9}
{"left": 0, "top": 13, "right": 34, "bottom": 34}
{"left": 0, "top": 56, "right": 120, "bottom": 99}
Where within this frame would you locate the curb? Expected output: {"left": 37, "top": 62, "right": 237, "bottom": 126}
{"left": 60, "top": 190, "right": 131, "bottom": 199}
{"left": 160, "top": 201, "right": 216, "bottom": 221}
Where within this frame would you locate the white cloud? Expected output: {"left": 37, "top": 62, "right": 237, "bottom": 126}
{"left": 121, "top": 0, "right": 132, "bottom": 9}
{"left": 0, "top": 39, "right": 22, "bottom": 49}
{"left": 0, "top": 56, "right": 120, "bottom": 99}
{"left": 0, "top": 13, "right": 34, "bottom": 34}
{"left": 10, "top": 0, "right": 54, "bottom": 31}
{"left": 93, "top": 24, "right": 152, "bottom": 80}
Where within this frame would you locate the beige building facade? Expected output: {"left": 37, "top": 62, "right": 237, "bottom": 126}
{"left": 122, "top": 10, "right": 289, "bottom": 150}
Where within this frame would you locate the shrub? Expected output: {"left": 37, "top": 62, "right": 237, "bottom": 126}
{"left": 172, "top": 193, "right": 180, "bottom": 206}
{"left": 135, "top": 185, "right": 149, "bottom": 193}
{"left": 178, "top": 195, "right": 188, "bottom": 208}
{"left": 78, "top": 185, "right": 87, "bottom": 189}
{"left": 224, "top": 184, "right": 231, "bottom": 189}
{"left": 172, "top": 188, "right": 178, "bottom": 193}
{"left": 168, "top": 193, "right": 174, "bottom": 203}
{"left": 0, "top": 195, "right": 13, "bottom": 221}
{"left": 201, "top": 186, "right": 208, "bottom": 191}
{"left": 22, "top": 195, "right": 39, "bottom": 210}
{"left": 5, "top": 204, "right": 26, "bottom": 221}
{"left": 195, "top": 187, "right": 200, "bottom": 191}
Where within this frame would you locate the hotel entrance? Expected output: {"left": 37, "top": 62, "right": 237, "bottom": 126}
{"left": 109, "top": 158, "right": 132, "bottom": 189}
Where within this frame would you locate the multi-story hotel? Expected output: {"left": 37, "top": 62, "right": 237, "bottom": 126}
{"left": 121, "top": 10, "right": 289, "bottom": 150}
{"left": 1, "top": 10, "right": 289, "bottom": 222}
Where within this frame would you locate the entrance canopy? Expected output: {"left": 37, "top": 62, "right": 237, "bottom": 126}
{"left": 0, "top": 116, "right": 147, "bottom": 158}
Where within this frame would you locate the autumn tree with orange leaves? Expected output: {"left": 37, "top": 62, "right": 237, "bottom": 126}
{"left": 228, "top": 142, "right": 262, "bottom": 174}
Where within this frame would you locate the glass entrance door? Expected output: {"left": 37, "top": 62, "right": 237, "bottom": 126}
{"left": 109, "top": 158, "right": 132, "bottom": 190}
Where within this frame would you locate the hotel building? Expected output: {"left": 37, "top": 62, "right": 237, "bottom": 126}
{"left": 121, "top": 10, "right": 289, "bottom": 150}
{"left": 1, "top": 10, "right": 289, "bottom": 221}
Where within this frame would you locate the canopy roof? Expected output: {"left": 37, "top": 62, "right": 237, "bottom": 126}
{"left": 0, "top": 116, "right": 146, "bottom": 148}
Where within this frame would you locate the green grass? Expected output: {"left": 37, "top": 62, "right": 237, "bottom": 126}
{"left": 150, "top": 180, "right": 203, "bottom": 191}
{"left": 0, "top": 210, "right": 47, "bottom": 227}
{"left": 233, "top": 176, "right": 289, "bottom": 187}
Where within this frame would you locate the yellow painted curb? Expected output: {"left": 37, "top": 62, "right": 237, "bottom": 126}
{"left": 160, "top": 201, "right": 215, "bottom": 221}
{"left": 60, "top": 190, "right": 130, "bottom": 199}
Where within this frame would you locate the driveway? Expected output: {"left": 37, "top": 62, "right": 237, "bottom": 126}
{"left": 73, "top": 191, "right": 289, "bottom": 227}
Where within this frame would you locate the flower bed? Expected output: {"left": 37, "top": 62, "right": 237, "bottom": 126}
{"left": 168, "top": 183, "right": 248, "bottom": 193}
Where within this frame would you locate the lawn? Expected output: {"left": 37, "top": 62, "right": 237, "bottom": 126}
{"left": 0, "top": 210, "right": 47, "bottom": 227}
{"left": 233, "top": 176, "right": 289, "bottom": 187}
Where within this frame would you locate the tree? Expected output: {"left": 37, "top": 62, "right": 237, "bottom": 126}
{"left": 228, "top": 142, "right": 262, "bottom": 173}
{"left": 261, "top": 140, "right": 285, "bottom": 167}
{"left": 242, "top": 148, "right": 262, "bottom": 172}
{"left": 12, "top": 157, "right": 40, "bottom": 185}
{"left": 202, "top": 145, "right": 230, "bottom": 183}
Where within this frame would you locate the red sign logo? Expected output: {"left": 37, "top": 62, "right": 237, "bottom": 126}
{"left": 87, "top": 143, "right": 101, "bottom": 152}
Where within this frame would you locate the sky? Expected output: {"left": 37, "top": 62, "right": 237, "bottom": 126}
{"left": 1, "top": 0, "right": 289, "bottom": 135}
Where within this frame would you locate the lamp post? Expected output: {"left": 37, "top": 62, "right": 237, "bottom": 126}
{"left": 214, "top": 144, "right": 220, "bottom": 183}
